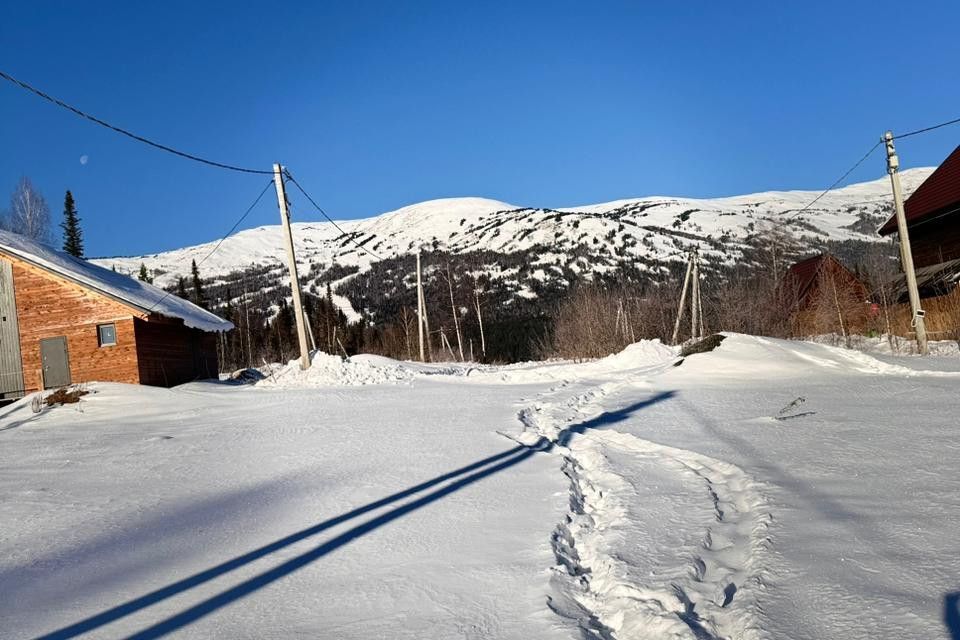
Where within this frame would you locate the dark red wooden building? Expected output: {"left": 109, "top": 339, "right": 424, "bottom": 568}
{"left": 781, "top": 253, "right": 870, "bottom": 335}
{"left": 879, "top": 145, "right": 960, "bottom": 298}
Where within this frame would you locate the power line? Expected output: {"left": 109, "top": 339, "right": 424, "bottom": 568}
{"left": 0, "top": 68, "right": 273, "bottom": 175}
{"left": 143, "top": 178, "right": 275, "bottom": 315}
{"left": 893, "top": 115, "right": 960, "bottom": 140}
{"left": 784, "top": 140, "right": 882, "bottom": 219}
{"left": 283, "top": 171, "right": 384, "bottom": 260}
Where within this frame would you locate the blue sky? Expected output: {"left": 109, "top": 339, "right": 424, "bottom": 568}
{"left": 2, "top": 1, "right": 960, "bottom": 258}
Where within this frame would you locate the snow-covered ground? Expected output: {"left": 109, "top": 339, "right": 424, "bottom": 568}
{"left": 2, "top": 335, "right": 959, "bottom": 639}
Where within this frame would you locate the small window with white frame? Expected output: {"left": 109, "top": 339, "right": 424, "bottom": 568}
{"left": 97, "top": 323, "right": 117, "bottom": 347}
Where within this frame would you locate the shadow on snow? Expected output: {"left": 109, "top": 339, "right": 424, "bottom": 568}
{"left": 947, "top": 592, "right": 960, "bottom": 640}
{"left": 36, "top": 390, "right": 676, "bottom": 639}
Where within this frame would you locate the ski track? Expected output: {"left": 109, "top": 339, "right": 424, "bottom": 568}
{"left": 518, "top": 373, "right": 773, "bottom": 640}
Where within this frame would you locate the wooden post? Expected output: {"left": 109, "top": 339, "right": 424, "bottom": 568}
{"left": 671, "top": 251, "right": 694, "bottom": 344}
{"left": 416, "top": 251, "right": 426, "bottom": 361}
{"left": 273, "top": 164, "right": 311, "bottom": 370}
{"left": 884, "top": 131, "right": 928, "bottom": 354}
{"left": 242, "top": 274, "right": 253, "bottom": 367}
{"left": 474, "top": 289, "right": 486, "bottom": 358}
{"left": 304, "top": 311, "right": 318, "bottom": 352}
{"left": 691, "top": 249, "right": 701, "bottom": 341}
{"left": 447, "top": 263, "right": 464, "bottom": 361}
{"left": 440, "top": 327, "right": 456, "bottom": 360}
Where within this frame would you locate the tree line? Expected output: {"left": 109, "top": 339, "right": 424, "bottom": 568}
{"left": 5, "top": 175, "right": 947, "bottom": 367}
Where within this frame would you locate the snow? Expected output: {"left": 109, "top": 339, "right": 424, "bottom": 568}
{"left": 2, "top": 334, "right": 959, "bottom": 638}
{"left": 89, "top": 170, "right": 936, "bottom": 317}
{"left": 807, "top": 332, "right": 960, "bottom": 357}
{"left": 0, "top": 230, "right": 232, "bottom": 332}
{"left": 256, "top": 352, "right": 417, "bottom": 388}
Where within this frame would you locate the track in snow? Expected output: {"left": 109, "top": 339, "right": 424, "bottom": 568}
{"left": 515, "top": 374, "right": 773, "bottom": 639}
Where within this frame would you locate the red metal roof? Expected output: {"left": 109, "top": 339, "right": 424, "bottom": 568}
{"left": 781, "top": 253, "right": 865, "bottom": 307}
{"left": 879, "top": 144, "right": 960, "bottom": 235}
{"left": 784, "top": 254, "right": 829, "bottom": 302}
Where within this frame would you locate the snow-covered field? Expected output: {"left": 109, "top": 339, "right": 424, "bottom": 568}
{"left": 2, "top": 335, "right": 959, "bottom": 639}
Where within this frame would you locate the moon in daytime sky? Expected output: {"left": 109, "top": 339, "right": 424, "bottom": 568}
{"left": 79, "top": 154, "right": 89, "bottom": 165}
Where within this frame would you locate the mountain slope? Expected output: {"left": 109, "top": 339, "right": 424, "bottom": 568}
{"left": 91, "top": 169, "right": 932, "bottom": 320}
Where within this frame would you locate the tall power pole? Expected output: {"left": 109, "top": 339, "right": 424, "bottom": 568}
{"left": 883, "top": 132, "right": 928, "bottom": 355}
{"left": 273, "top": 164, "right": 311, "bottom": 369}
{"left": 474, "top": 289, "right": 486, "bottom": 359}
{"left": 671, "top": 251, "right": 694, "bottom": 345}
{"left": 691, "top": 249, "right": 701, "bottom": 341}
{"left": 416, "top": 251, "right": 426, "bottom": 361}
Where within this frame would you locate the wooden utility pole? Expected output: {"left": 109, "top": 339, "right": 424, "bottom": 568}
{"left": 446, "top": 264, "right": 464, "bottom": 361}
{"left": 304, "top": 312, "right": 318, "bottom": 352}
{"left": 273, "top": 164, "right": 311, "bottom": 369}
{"left": 416, "top": 251, "right": 426, "bottom": 361}
{"left": 440, "top": 327, "right": 456, "bottom": 360}
{"left": 242, "top": 275, "right": 252, "bottom": 367}
{"left": 884, "top": 132, "right": 928, "bottom": 355}
{"left": 474, "top": 289, "right": 486, "bottom": 358}
{"left": 671, "top": 251, "right": 695, "bottom": 344}
{"left": 691, "top": 250, "right": 701, "bottom": 341}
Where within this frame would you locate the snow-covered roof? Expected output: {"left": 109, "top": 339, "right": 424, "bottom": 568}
{"left": 0, "top": 230, "right": 233, "bottom": 332}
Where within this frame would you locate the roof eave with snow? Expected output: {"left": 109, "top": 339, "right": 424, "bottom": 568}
{"left": 0, "top": 230, "right": 233, "bottom": 333}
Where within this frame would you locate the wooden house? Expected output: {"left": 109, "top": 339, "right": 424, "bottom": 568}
{"left": 781, "top": 253, "right": 870, "bottom": 335}
{"left": 0, "top": 230, "right": 233, "bottom": 400}
{"left": 879, "top": 144, "right": 960, "bottom": 299}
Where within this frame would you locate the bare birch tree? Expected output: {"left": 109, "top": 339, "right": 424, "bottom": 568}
{"left": 9, "top": 177, "right": 51, "bottom": 242}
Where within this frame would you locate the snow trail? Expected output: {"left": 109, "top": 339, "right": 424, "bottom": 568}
{"left": 511, "top": 349, "right": 773, "bottom": 639}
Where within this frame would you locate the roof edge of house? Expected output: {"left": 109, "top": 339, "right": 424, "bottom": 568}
{"left": 0, "top": 247, "right": 233, "bottom": 333}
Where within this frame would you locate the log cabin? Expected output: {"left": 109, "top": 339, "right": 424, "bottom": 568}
{"left": 879, "top": 144, "right": 960, "bottom": 299}
{"left": 0, "top": 230, "right": 233, "bottom": 400}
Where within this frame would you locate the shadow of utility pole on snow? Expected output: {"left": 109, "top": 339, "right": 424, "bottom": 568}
{"left": 37, "top": 390, "right": 675, "bottom": 640}
{"left": 946, "top": 593, "right": 960, "bottom": 640}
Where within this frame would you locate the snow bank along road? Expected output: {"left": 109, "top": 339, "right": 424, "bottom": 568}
{"left": 1, "top": 335, "right": 959, "bottom": 639}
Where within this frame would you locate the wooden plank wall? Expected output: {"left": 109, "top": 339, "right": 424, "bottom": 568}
{"left": 9, "top": 257, "right": 141, "bottom": 392}
{"left": 135, "top": 318, "right": 220, "bottom": 386}
{"left": 909, "top": 216, "right": 960, "bottom": 268}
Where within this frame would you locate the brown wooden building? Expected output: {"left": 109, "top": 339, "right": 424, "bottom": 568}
{"left": 879, "top": 144, "right": 960, "bottom": 299}
{"left": 0, "top": 230, "right": 233, "bottom": 400}
{"left": 781, "top": 253, "right": 870, "bottom": 335}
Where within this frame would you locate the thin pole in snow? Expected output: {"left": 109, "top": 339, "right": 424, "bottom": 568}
{"left": 671, "top": 251, "right": 694, "bottom": 345}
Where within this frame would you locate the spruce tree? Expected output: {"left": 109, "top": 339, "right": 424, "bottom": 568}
{"left": 60, "top": 190, "right": 84, "bottom": 258}
{"left": 191, "top": 259, "right": 205, "bottom": 308}
{"left": 176, "top": 276, "right": 188, "bottom": 299}
{"left": 138, "top": 263, "right": 152, "bottom": 283}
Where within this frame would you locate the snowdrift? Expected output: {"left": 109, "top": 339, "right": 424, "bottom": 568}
{"left": 256, "top": 352, "right": 416, "bottom": 388}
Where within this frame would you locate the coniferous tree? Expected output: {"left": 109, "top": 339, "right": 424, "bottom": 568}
{"left": 60, "top": 190, "right": 84, "bottom": 258}
{"left": 137, "top": 263, "right": 152, "bottom": 283}
{"left": 177, "top": 276, "right": 188, "bottom": 299}
{"left": 191, "top": 259, "right": 205, "bottom": 308}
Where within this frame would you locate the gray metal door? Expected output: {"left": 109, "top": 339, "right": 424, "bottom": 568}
{"left": 0, "top": 260, "right": 24, "bottom": 399}
{"left": 40, "top": 337, "right": 71, "bottom": 389}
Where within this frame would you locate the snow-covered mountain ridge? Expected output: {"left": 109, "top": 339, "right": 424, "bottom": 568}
{"left": 93, "top": 169, "right": 931, "bottom": 289}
